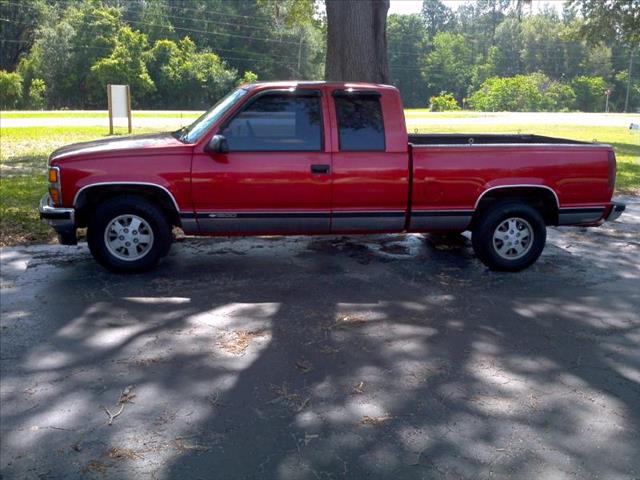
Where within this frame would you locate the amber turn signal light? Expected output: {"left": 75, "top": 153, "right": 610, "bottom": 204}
{"left": 49, "top": 188, "right": 60, "bottom": 205}
{"left": 48, "top": 168, "right": 58, "bottom": 183}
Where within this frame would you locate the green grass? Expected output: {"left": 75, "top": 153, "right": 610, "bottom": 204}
{"left": 404, "top": 110, "right": 485, "bottom": 118}
{"left": 0, "top": 120, "right": 637, "bottom": 246}
{"left": 0, "top": 126, "right": 160, "bottom": 245}
{"left": 0, "top": 175, "right": 53, "bottom": 245}
{"left": 1, "top": 111, "right": 202, "bottom": 119}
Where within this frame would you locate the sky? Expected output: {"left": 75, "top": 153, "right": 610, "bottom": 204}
{"left": 388, "top": 0, "right": 565, "bottom": 15}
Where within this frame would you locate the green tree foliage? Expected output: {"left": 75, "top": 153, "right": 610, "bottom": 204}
{"left": 422, "top": 32, "right": 473, "bottom": 102}
{"left": 520, "top": 13, "right": 575, "bottom": 80}
{"left": 89, "top": 26, "right": 156, "bottom": 107}
{"left": 568, "top": 0, "right": 639, "bottom": 46}
{"left": 238, "top": 70, "right": 258, "bottom": 86}
{"left": 581, "top": 44, "right": 613, "bottom": 80}
{"left": 27, "top": 78, "right": 46, "bottom": 109}
{"left": 0, "top": 70, "right": 23, "bottom": 109}
{"left": 568, "top": 0, "right": 639, "bottom": 112}
{"left": 421, "top": 0, "right": 455, "bottom": 39}
{"left": 3, "top": 0, "right": 322, "bottom": 109}
{"left": 1, "top": 0, "right": 638, "bottom": 112}
{"left": 469, "top": 73, "right": 576, "bottom": 112}
{"left": 571, "top": 76, "right": 607, "bottom": 112}
{"left": 145, "top": 37, "right": 237, "bottom": 109}
{"left": 387, "top": 14, "right": 428, "bottom": 107}
{"left": 0, "top": 0, "right": 47, "bottom": 71}
{"left": 491, "top": 18, "right": 524, "bottom": 77}
{"left": 429, "top": 92, "right": 460, "bottom": 111}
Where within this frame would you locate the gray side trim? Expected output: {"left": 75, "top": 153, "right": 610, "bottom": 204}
{"left": 410, "top": 210, "right": 472, "bottom": 232}
{"left": 196, "top": 215, "right": 330, "bottom": 234}
{"left": 73, "top": 182, "right": 181, "bottom": 211}
{"left": 180, "top": 217, "right": 199, "bottom": 234}
{"left": 474, "top": 184, "right": 560, "bottom": 209}
{"left": 331, "top": 211, "right": 405, "bottom": 232}
{"left": 558, "top": 207, "right": 605, "bottom": 225}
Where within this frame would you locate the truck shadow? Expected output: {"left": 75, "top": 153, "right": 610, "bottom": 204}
{"left": 0, "top": 229, "right": 638, "bottom": 479}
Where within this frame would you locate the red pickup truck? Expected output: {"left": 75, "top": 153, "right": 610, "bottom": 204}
{"left": 39, "top": 81, "right": 625, "bottom": 273}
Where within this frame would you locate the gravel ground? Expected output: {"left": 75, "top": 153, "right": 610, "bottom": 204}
{"left": 1, "top": 196, "right": 639, "bottom": 479}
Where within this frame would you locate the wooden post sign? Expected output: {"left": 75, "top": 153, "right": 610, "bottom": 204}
{"left": 107, "top": 84, "right": 132, "bottom": 134}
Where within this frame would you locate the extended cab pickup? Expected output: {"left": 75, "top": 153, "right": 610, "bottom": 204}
{"left": 39, "top": 81, "right": 625, "bottom": 272}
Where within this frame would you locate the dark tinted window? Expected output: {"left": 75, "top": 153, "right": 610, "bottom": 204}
{"left": 334, "top": 94, "right": 385, "bottom": 151}
{"left": 223, "top": 93, "right": 322, "bottom": 151}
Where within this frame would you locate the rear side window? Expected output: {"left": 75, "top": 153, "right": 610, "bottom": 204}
{"left": 223, "top": 93, "right": 322, "bottom": 151}
{"left": 334, "top": 93, "right": 385, "bottom": 151}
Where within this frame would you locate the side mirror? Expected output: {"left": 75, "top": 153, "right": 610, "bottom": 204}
{"left": 205, "top": 134, "right": 229, "bottom": 154}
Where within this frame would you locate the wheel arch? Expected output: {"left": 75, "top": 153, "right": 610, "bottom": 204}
{"left": 472, "top": 185, "right": 560, "bottom": 226}
{"left": 74, "top": 182, "right": 181, "bottom": 228}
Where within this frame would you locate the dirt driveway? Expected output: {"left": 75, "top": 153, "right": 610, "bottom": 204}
{"left": 1, "top": 197, "right": 639, "bottom": 479}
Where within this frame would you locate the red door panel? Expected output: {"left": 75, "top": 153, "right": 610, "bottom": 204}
{"left": 327, "top": 88, "right": 409, "bottom": 232}
{"left": 190, "top": 89, "right": 332, "bottom": 235}
{"left": 190, "top": 151, "right": 331, "bottom": 233}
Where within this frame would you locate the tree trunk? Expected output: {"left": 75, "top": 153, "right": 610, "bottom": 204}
{"left": 325, "top": 0, "right": 390, "bottom": 83}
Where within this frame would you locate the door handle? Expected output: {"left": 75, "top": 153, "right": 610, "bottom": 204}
{"left": 311, "top": 164, "right": 330, "bottom": 174}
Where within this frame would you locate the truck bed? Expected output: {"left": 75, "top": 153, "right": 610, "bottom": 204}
{"left": 408, "top": 133, "right": 590, "bottom": 146}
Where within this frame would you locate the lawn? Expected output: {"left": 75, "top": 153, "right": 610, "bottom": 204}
{"left": 1, "top": 111, "right": 201, "bottom": 119}
{"left": 0, "top": 115, "right": 638, "bottom": 247}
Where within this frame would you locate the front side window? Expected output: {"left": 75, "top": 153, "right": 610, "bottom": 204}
{"left": 222, "top": 93, "right": 322, "bottom": 151}
{"left": 334, "top": 93, "right": 385, "bottom": 151}
{"left": 181, "top": 88, "right": 248, "bottom": 143}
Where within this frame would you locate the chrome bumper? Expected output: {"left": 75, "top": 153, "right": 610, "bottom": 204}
{"left": 39, "top": 193, "right": 77, "bottom": 245}
{"left": 606, "top": 202, "right": 626, "bottom": 222}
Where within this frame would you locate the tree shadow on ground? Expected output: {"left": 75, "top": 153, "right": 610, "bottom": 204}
{"left": 1, "top": 224, "right": 639, "bottom": 479}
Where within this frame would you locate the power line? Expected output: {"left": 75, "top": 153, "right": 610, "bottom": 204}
{"left": 1, "top": 0, "right": 303, "bottom": 46}
{"left": 3, "top": 1, "right": 634, "bottom": 70}
{"left": 0, "top": 17, "right": 302, "bottom": 65}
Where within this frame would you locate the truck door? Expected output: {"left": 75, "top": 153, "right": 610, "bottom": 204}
{"left": 329, "top": 90, "right": 409, "bottom": 232}
{"left": 190, "top": 90, "right": 332, "bottom": 234}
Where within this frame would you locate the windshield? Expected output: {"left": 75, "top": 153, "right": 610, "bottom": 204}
{"left": 177, "top": 88, "right": 249, "bottom": 143}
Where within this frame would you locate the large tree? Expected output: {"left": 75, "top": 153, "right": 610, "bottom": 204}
{"left": 568, "top": 0, "right": 639, "bottom": 111}
{"left": 0, "top": 0, "right": 46, "bottom": 71}
{"left": 421, "top": 0, "right": 455, "bottom": 40}
{"left": 387, "top": 14, "right": 428, "bottom": 107}
{"left": 324, "top": 0, "right": 390, "bottom": 83}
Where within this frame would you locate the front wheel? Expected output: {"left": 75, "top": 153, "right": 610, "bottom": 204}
{"left": 87, "top": 196, "right": 172, "bottom": 273}
{"left": 472, "top": 202, "right": 546, "bottom": 272}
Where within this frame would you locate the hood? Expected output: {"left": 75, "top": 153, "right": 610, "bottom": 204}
{"left": 49, "top": 132, "right": 183, "bottom": 163}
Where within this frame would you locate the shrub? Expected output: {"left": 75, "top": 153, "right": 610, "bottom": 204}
{"left": 429, "top": 92, "right": 460, "bottom": 111}
{"left": 237, "top": 70, "right": 258, "bottom": 86}
{"left": 545, "top": 81, "right": 576, "bottom": 112}
{"left": 468, "top": 73, "right": 576, "bottom": 112}
{"left": 28, "top": 79, "right": 47, "bottom": 109}
{"left": 571, "top": 76, "right": 607, "bottom": 112}
{"left": 0, "top": 71, "right": 23, "bottom": 109}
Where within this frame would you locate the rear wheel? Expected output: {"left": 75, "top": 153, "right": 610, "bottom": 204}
{"left": 87, "top": 196, "right": 171, "bottom": 273}
{"left": 472, "top": 201, "right": 546, "bottom": 272}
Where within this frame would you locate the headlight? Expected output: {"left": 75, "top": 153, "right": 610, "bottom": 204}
{"left": 48, "top": 166, "right": 61, "bottom": 205}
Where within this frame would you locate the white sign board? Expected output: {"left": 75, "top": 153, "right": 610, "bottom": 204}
{"left": 107, "top": 84, "right": 131, "bottom": 133}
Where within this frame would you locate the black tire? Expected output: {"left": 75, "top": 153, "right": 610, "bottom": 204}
{"left": 87, "top": 195, "right": 172, "bottom": 273}
{"left": 472, "top": 201, "right": 546, "bottom": 272}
